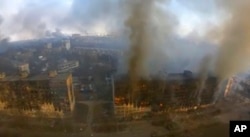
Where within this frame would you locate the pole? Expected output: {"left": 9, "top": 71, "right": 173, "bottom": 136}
{"left": 111, "top": 75, "right": 115, "bottom": 108}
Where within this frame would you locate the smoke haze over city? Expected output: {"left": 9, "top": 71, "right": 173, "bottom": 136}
{"left": 1, "top": 1, "right": 250, "bottom": 137}
{"left": 0, "top": 0, "right": 250, "bottom": 77}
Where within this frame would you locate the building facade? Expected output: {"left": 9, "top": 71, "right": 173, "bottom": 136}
{"left": 0, "top": 72, "right": 75, "bottom": 116}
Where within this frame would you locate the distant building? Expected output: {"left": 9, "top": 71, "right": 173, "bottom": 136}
{"left": 18, "top": 63, "right": 30, "bottom": 74}
{"left": 72, "top": 34, "right": 81, "bottom": 38}
{"left": 46, "top": 43, "right": 52, "bottom": 49}
{"left": 167, "top": 70, "right": 193, "bottom": 81}
{"left": 0, "top": 72, "right": 75, "bottom": 116}
{"left": 58, "top": 60, "right": 79, "bottom": 73}
{"left": 62, "top": 40, "right": 71, "bottom": 50}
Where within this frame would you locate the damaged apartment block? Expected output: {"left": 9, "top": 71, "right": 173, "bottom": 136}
{"left": 0, "top": 70, "right": 75, "bottom": 117}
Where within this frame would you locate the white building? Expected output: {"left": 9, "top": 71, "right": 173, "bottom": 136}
{"left": 63, "top": 40, "right": 71, "bottom": 50}
{"left": 58, "top": 61, "right": 79, "bottom": 73}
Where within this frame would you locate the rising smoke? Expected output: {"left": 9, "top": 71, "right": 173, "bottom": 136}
{"left": 0, "top": 0, "right": 215, "bottom": 74}
{"left": 196, "top": 55, "right": 212, "bottom": 104}
{"left": 0, "top": 0, "right": 125, "bottom": 40}
{"left": 124, "top": 0, "right": 175, "bottom": 102}
{"left": 215, "top": 1, "right": 250, "bottom": 80}
{"left": 0, "top": 0, "right": 219, "bottom": 101}
{"left": 212, "top": 0, "right": 250, "bottom": 102}
{"left": 175, "top": 0, "right": 250, "bottom": 103}
{"left": 0, "top": 0, "right": 70, "bottom": 40}
{"left": 1, "top": 0, "right": 249, "bottom": 104}
{"left": 125, "top": 0, "right": 153, "bottom": 102}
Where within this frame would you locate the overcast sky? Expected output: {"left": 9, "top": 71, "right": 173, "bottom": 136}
{"left": 0, "top": 0, "right": 227, "bottom": 41}
{"left": 2, "top": 0, "right": 250, "bottom": 78}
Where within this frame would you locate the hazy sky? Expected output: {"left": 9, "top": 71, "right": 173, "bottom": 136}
{"left": 0, "top": 0, "right": 226, "bottom": 41}
{"left": 168, "top": 0, "right": 224, "bottom": 37}
{"left": 2, "top": 0, "right": 250, "bottom": 79}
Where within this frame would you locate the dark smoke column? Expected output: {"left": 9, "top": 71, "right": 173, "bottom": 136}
{"left": 213, "top": 0, "right": 250, "bottom": 102}
{"left": 125, "top": 0, "right": 154, "bottom": 104}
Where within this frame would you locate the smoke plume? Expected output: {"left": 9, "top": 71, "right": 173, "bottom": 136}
{"left": 212, "top": 0, "right": 250, "bottom": 102}
{"left": 0, "top": 0, "right": 220, "bottom": 76}
{"left": 196, "top": 55, "right": 212, "bottom": 104}
{"left": 124, "top": 0, "right": 175, "bottom": 102}
{"left": 215, "top": 2, "right": 250, "bottom": 80}
{"left": 0, "top": 0, "right": 125, "bottom": 41}
{"left": 125, "top": 0, "right": 152, "bottom": 102}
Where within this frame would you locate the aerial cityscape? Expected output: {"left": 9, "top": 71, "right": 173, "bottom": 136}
{"left": 0, "top": 0, "right": 250, "bottom": 137}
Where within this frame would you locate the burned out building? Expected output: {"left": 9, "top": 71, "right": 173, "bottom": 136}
{"left": 114, "top": 71, "right": 218, "bottom": 112}
{"left": 0, "top": 71, "right": 75, "bottom": 115}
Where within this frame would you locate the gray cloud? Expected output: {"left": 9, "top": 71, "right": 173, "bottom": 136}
{"left": 177, "top": 0, "right": 217, "bottom": 15}
{"left": 0, "top": 0, "right": 218, "bottom": 76}
{"left": 0, "top": 0, "right": 129, "bottom": 40}
{"left": 125, "top": 0, "right": 178, "bottom": 76}
{"left": 0, "top": 0, "right": 70, "bottom": 40}
{"left": 64, "top": 0, "right": 125, "bottom": 34}
{"left": 214, "top": 0, "right": 250, "bottom": 80}
{"left": 0, "top": 15, "right": 3, "bottom": 25}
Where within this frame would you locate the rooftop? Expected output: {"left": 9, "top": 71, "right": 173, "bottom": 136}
{"left": 0, "top": 73, "right": 70, "bottom": 82}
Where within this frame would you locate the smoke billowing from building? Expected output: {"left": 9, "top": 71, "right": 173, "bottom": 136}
{"left": 196, "top": 55, "right": 212, "bottom": 104}
{"left": 1, "top": 0, "right": 250, "bottom": 105}
{"left": 215, "top": 0, "right": 250, "bottom": 80}
{"left": 0, "top": 0, "right": 215, "bottom": 75}
{"left": 125, "top": 0, "right": 151, "bottom": 101}
{"left": 124, "top": 0, "right": 175, "bottom": 102}
{"left": 0, "top": 0, "right": 222, "bottom": 103}
{"left": 179, "top": 0, "right": 250, "bottom": 102}
{"left": 212, "top": 0, "right": 250, "bottom": 102}
{"left": 1, "top": 0, "right": 250, "bottom": 82}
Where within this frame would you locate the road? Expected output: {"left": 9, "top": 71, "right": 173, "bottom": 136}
{"left": 72, "top": 100, "right": 250, "bottom": 137}
{"left": 77, "top": 101, "right": 94, "bottom": 137}
{"left": 77, "top": 100, "right": 112, "bottom": 137}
